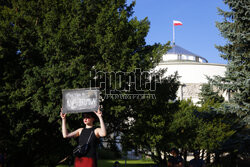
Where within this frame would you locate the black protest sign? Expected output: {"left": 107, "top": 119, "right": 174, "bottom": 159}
{"left": 62, "top": 88, "right": 99, "bottom": 114}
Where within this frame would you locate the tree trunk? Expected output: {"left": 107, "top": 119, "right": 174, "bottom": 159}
{"left": 214, "top": 151, "right": 220, "bottom": 164}
{"left": 206, "top": 152, "right": 210, "bottom": 164}
{"left": 201, "top": 149, "right": 205, "bottom": 160}
{"left": 230, "top": 152, "right": 237, "bottom": 167}
{"left": 155, "top": 149, "right": 167, "bottom": 167}
{"left": 183, "top": 149, "right": 187, "bottom": 167}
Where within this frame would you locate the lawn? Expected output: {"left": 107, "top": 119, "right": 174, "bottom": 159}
{"left": 57, "top": 159, "right": 156, "bottom": 167}
{"left": 99, "top": 159, "right": 155, "bottom": 167}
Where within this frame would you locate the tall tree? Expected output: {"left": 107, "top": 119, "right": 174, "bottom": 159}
{"left": 211, "top": 0, "right": 250, "bottom": 156}
{"left": 213, "top": 0, "right": 249, "bottom": 120}
{"left": 198, "top": 83, "right": 224, "bottom": 105}
{"left": 168, "top": 99, "right": 199, "bottom": 165}
{"left": 0, "top": 0, "right": 168, "bottom": 166}
{"left": 121, "top": 72, "right": 180, "bottom": 167}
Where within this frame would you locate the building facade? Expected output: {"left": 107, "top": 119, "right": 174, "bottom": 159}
{"left": 155, "top": 45, "right": 227, "bottom": 103}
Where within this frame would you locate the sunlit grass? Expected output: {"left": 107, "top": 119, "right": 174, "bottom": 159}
{"left": 57, "top": 159, "right": 155, "bottom": 167}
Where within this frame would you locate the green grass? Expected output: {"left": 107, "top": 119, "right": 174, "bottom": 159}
{"left": 99, "top": 159, "right": 155, "bottom": 167}
{"left": 57, "top": 159, "right": 155, "bottom": 167}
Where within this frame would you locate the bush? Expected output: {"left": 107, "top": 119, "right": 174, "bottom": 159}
{"left": 98, "top": 148, "right": 121, "bottom": 159}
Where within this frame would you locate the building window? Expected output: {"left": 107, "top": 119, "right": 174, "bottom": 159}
{"left": 178, "top": 54, "right": 182, "bottom": 60}
{"left": 195, "top": 56, "right": 199, "bottom": 62}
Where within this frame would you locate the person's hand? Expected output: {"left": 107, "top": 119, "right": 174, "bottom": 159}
{"left": 60, "top": 108, "right": 66, "bottom": 119}
{"left": 94, "top": 107, "right": 102, "bottom": 118}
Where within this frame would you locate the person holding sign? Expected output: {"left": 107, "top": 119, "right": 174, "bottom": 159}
{"left": 60, "top": 108, "right": 106, "bottom": 167}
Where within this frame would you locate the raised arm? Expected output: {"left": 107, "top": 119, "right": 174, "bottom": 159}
{"left": 60, "top": 109, "right": 82, "bottom": 138}
{"left": 94, "top": 108, "right": 107, "bottom": 137}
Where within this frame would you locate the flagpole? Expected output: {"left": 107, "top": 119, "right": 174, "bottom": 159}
{"left": 173, "top": 21, "right": 175, "bottom": 45}
{"left": 173, "top": 20, "right": 175, "bottom": 45}
{"left": 173, "top": 20, "right": 182, "bottom": 45}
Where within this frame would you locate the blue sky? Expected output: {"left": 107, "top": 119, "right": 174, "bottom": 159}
{"left": 126, "top": 0, "right": 230, "bottom": 64}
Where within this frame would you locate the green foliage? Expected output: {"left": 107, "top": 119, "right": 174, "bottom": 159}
{"left": 213, "top": 0, "right": 250, "bottom": 121}
{"left": 0, "top": 0, "right": 169, "bottom": 166}
{"left": 211, "top": 0, "right": 250, "bottom": 155}
{"left": 121, "top": 72, "right": 180, "bottom": 167}
{"left": 98, "top": 148, "right": 121, "bottom": 160}
{"left": 196, "top": 80, "right": 236, "bottom": 158}
{"left": 198, "top": 83, "right": 224, "bottom": 105}
{"left": 169, "top": 99, "right": 199, "bottom": 150}
{"left": 169, "top": 98, "right": 235, "bottom": 163}
{"left": 122, "top": 83, "right": 234, "bottom": 166}
{"left": 195, "top": 118, "right": 235, "bottom": 152}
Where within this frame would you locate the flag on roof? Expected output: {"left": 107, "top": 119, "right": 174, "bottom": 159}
{"left": 173, "top": 20, "right": 183, "bottom": 26}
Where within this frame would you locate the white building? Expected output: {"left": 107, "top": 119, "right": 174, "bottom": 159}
{"left": 109, "top": 45, "right": 228, "bottom": 160}
{"left": 155, "top": 45, "right": 227, "bottom": 103}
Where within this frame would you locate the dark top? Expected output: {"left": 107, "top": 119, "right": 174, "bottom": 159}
{"left": 189, "top": 158, "right": 205, "bottom": 167}
{"left": 0, "top": 154, "right": 4, "bottom": 164}
{"left": 168, "top": 155, "right": 183, "bottom": 165}
{"left": 79, "top": 127, "right": 99, "bottom": 158}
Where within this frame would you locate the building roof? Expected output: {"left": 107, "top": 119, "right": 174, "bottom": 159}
{"left": 163, "top": 45, "right": 208, "bottom": 63}
{"left": 167, "top": 45, "right": 200, "bottom": 57}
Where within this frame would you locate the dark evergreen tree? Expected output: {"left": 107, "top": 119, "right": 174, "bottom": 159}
{"left": 210, "top": 0, "right": 250, "bottom": 157}
{"left": 168, "top": 99, "right": 199, "bottom": 165}
{"left": 198, "top": 83, "right": 224, "bottom": 105}
{"left": 121, "top": 72, "right": 180, "bottom": 167}
{"left": 196, "top": 81, "right": 238, "bottom": 165}
{"left": 214, "top": 0, "right": 249, "bottom": 121}
{"left": 0, "top": 0, "right": 169, "bottom": 166}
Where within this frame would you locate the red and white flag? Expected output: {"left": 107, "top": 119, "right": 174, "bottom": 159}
{"left": 173, "top": 20, "right": 183, "bottom": 26}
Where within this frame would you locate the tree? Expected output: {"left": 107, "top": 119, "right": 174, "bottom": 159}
{"left": 195, "top": 117, "right": 235, "bottom": 164}
{"left": 211, "top": 0, "right": 250, "bottom": 157}
{"left": 0, "top": 0, "right": 169, "bottom": 166}
{"left": 197, "top": 83, "right": 235, "bottom": 163}
{"left": 214, "top": 0, "right": 249, "bottom": 118}
{"left": 198, "top": 83, "right": 224, "bottom": 105}
{"left": 168, "top": 99, "right": 199, "bottom": 165}
{"left": 121, "top": 72, "right": 180, "bottom": 167}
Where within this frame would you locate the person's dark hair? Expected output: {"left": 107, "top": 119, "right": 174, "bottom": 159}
{"left": 82, "top": 112, "right": 98, "bottom": 120}
{"left": 114, "top": 161, "right": 120, "bottom": 164}
{"left": 170, "top": 148, "right": 179, "bottom": 154}
{"left": 193, "top": 150, "right": 200, "bottom": 156}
